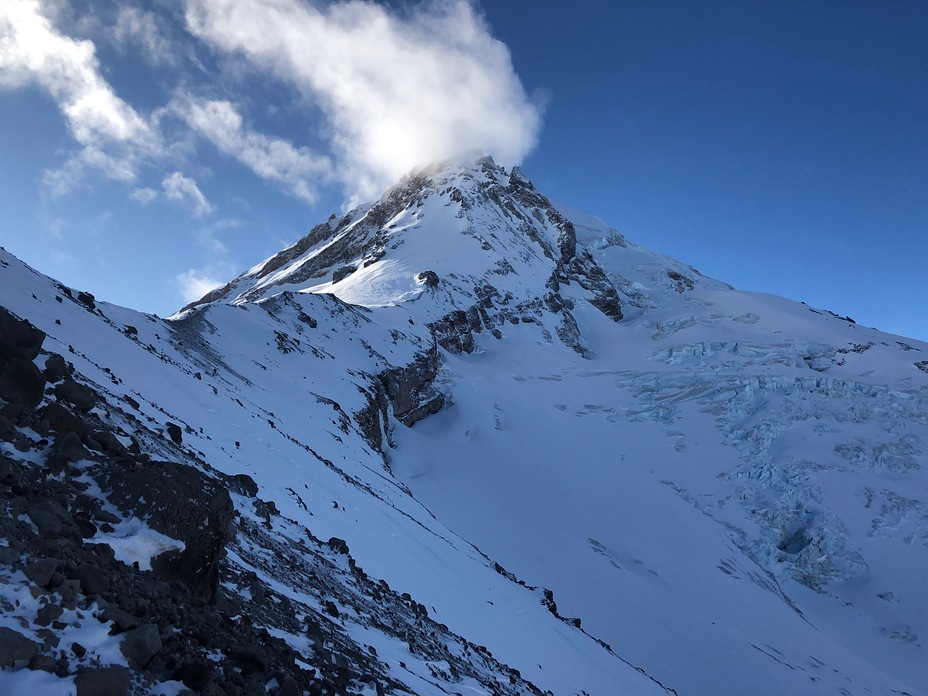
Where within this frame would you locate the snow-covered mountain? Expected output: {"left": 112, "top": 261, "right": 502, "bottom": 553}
{"left": 1, "top": 157, "right": 926, "bottom": 695}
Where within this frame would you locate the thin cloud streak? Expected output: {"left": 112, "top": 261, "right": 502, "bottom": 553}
{"left": 174, "top": 96, "right": 333, "bottom": 204}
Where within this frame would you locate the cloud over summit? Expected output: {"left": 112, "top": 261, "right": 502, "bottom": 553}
{"left": 185, "top": 0, "right": 543, "bottom": 202}
{"left": 1, "top": 0, "right": 542, "bottom": 209}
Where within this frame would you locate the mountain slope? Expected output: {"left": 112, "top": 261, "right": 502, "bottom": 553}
{"left": 1, "top": 157, "right": 926, "bottom": 695}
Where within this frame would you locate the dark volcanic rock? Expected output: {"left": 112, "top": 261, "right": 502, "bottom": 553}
{"left": 119, "top": 623, "right": 162, "bottom": 668}
{"left": 76, "top": 291, "right": 96, "bottom": 310}
{"left": 165, "top": 422, "right": 183, "bottom": 445}
{"left": 0, "top": 413, "right": 15, "bottom": 441}
{"left": 0, "top": 359, "right": 46, "bottom": 410}
{"left": 231, "top": 473, "right": 259, "bottom": 497}
{"left": 54, "top": 431, "right": 88, "bottom": 462}
{"left": 28, "top": 498, "right": 80, "bottom": 540}
{"left": 43, "top": 353, "right": 70, "bottom": 383}
{"left": 73, "top": 564, "right": 110, "bottom": 595}
{"left": 0, "top": 306, "right": 45, "bottom": 365}
{"left": 0, "top": 626, "right": 40, "bottom": 666}
{"left": 43, "top": 401, "right": 88, "bottom": 437}
{"left": 24, "top": 557, "right": 57, "bottom": 587}
{"left": 380, "top": 348, "right": 445, "bottom": 427}
{"left": 74, "top": 665, "right": 131, "bottom": 696}
{"left": 95, "top": 461, "right": 234, "bottom": 601}
{"left": 54, "top": 379, "right": 96, "bottom": 412}
{"left": 417, "top": 270, "right": 440, "bottom": 288}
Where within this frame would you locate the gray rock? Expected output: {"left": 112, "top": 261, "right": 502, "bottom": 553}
{"left": 100, "top": 603, "right": 141, "bottom": 632}
{"left": 28, "top": 654, "right": 57, "bottom": 672}
{"left": 0, "top": 626, "right": 40, "bottom": 667}
{"left": 165, "top": 422, "right": 182, "bottom": 445}
{"left": 231, "top": 473, "right": 259, "bottom": 497}
{"left": 76, "top": 291, "right": 96, "bottom": 310}
{"left": 35, "top": 603, "right": 63, "bottom": 626}
{"left": 119, "top": 623, "right": 162, "bottom": 669}
{"left": 28, "top": 498, "right": 80, "bottom": 540}
{"left": 54, "top": 379, "right": 96, "bottom": 412}
{"left": 380, "top": 348, "right": 445, "bottom": 427}
{"left": 0, "top": 359, "right": 46, "bottom": 410}
{"left": 73, "top": 564, "right": 110, "bottom": 595}
{"left": 0, "top": 412, "right": 16, "bottom": 441}
{"left": 43, "top": 354, "right": 69, "bottom": 383}
{"left": 57, "top": 579, "right": 81, "bottom": 603}
{"left": 54, "top": 431, "right": 87, "bottom": 462}
{"left": 417, "top": 270, "right": 440, "bottom": 288}
{"left": 43, "top": 401, "right": 87, "bottom": 437}
{"left": 24, "top": 557, "right": 57, "bottom": 587}
{"left": 74, "top": 665, "right": 131, "bottom": 696}
{"left": 0, "top": 307, "right": 45, "bottom": 364}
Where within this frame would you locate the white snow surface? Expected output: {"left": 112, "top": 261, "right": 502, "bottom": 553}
{"left": 2, "top": 157, "right": 927, "bottom": 695}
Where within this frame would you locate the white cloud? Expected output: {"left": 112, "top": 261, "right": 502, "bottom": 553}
{"left": 175, "top": 267, "right": 226, "bottom": 303}
{"left": 161, "top": 171, "right": 215, "bottom": 217}
{"left": 0, "top": 0, "right": 160, "bottom": 192}
{"left": 112, "top": 6, "right": 177, "bottom": 68}
{"left": 183, "top": 0, "right": 543, "bottom": 202}
{"left": 130, "top": 187, "right": 159, "bottom": 205}
{"left": 175, "top": 96, "right": 331, "bottom": 203}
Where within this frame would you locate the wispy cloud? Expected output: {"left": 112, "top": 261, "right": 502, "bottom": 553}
{"left": 130, "top": 187, "right": 159, "bottom": 205}
{"left": 183, "top": 0, "right": 543, "bottom": 202}
{"left": 174, "top": 96, "right": 332, "bottom": 203}
{"left": 0, "top": 0, "right": 160, "bottom": 192}
{"left": 175, "top": 266, "right": 227, "bottom": 303}
{"left": 161, "top": 171, "right": 215, "bottom": 217}
{"left": 111, "top": 5, "right": 179, "bottom": 68}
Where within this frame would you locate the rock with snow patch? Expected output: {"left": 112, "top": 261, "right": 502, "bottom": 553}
{"left": 95, "top": 460, "right": 233, "bottom": 601}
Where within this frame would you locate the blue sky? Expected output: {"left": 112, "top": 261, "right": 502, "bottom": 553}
{"left": 1, "top": 1, "right": 926, "bottom": 340}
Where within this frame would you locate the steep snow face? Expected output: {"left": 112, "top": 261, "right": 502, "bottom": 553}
{"left": 0, "top": 248, "right": 667, "bottom": 696}
{"left": 3, "top": 158, "right": 928, "bottom": 695}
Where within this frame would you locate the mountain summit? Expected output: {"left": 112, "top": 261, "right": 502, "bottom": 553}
{"left": 1, "top": 160, "right": 927, "bottom": 695}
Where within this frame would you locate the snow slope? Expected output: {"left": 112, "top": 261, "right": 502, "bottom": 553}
{"left": 2, "top": 156, "right": 927, "bottom": 695}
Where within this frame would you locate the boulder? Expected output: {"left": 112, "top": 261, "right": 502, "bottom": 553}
{"left": 231, "top": 473, "right": 259, "bottom": 497}
{"left": 119, "top": 623, "right": 162, "bottom": 669}
{"left": 0, "top": 626, "right": 40, "bottom": 667}
{"left": 54, "top": 431, "right": 87, "bottom": 462}
{"left": 28, "top": 498, "right": 81, "bottom": 540}
{"left": 24, "top": 557, "right": 57, "bottom": 587}
{"left": 0, "top": 307, "right": 45, "bottom": 365}
{"left": 73, "top": 564, "right": 110, "bottom": 595}
{"left": 0, "top": 412, "right": 15, "bottom": 441}
{"left": 43, "top": 401, "right": 88, "bottom": 437}
{"left": 43, "top": 353, "right": 70, "bottom": 383}
{"left": 74, "top": 666, "right": 131, "bottom": 696}
{"left": 94, "top": 461, "right": 234, "bottom": 601}
{"left": 0, "top": 359, "right": 46, "bottom": 410}
{"left": 54, "top": 379, "right": 96, "bottom": 412}
{"left": 165, "top": 422, "right": 183, "bottom": 445}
